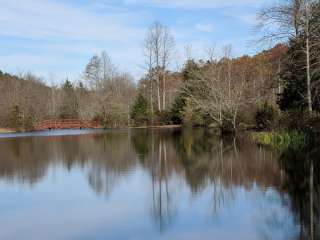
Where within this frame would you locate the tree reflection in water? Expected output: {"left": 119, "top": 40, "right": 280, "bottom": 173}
{"left": 279, "top": 136, "right": 320, "bottom": 240}
{"left": 131, "top": 128, "right": 287, "bottom": 235}
{"left": 0, "top": 128, "right": 317, "bottom": 239}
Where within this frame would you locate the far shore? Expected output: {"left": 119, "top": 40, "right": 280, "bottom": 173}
{"left": 0, "top": 125, "right": 182, "bottom": 134}
{"left": 129, "top": 125, "right": 182, "bottom": 129}
{"left": 0, "top": 128, "right": 15, "bottom": 133}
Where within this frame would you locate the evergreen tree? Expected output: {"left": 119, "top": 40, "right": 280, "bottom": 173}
{"left": 279, "top": 38, "right": 308, "bottom": 111}
{"left": 8, "top": 105, "right": 22, "bottom": 129}
{"left": 130, "top": 93, "right": 151, "bottom": 125}
{"left": 170, "top": 94, "right": 186, "bottom": 124}
{"left": 168, "top": 61, "right": 199, "bottom": 124}
{"left": 279, "top": 2, "right": 320, "bottom": 112}
{"left": 182, "top": 59, "right": 200, "bottom": 82}
{"left": 59, "top": 79, "right": 79, "bottom": 119}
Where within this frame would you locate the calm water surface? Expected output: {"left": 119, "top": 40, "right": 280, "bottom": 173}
{"left": 0, "top": 128, "right": 318, "bottom": 240}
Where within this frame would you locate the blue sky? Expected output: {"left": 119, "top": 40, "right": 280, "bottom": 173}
{"left": 0, "top": 0, "right": 275, "bottom": 83}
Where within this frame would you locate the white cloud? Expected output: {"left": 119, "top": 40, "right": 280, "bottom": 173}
{"left": 0, "top": 0, "right": 145, "bottom": 41}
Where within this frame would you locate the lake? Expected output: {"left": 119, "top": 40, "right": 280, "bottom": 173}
{"left": 0, "top": 128, "right": 317, "bottom": 240}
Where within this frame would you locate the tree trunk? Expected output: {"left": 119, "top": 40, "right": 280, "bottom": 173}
{"left": 233, "top": 107, "right": 238, "bottom": 131}
{"left": 162, "top": 72, "right": 166, "bottom": 110}
{"left": 278, "top": 59, "right": 282, "bottom": 95}
{"left": 306, "top": 4, "right": 313, "bottom": 114}
{"left": 306, "top": 35, "right": 312, "bottom": 114}
{"left": 157, "top": 72, "right": 161, "bottom": 112}
{"left": 150, "top": 76, "right": 154, "bottom": 116}
{"left": 219, "top": 94, "right": 223, "bottom": 131}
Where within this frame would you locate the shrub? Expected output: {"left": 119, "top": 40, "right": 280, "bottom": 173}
{"left": 255, "top": 103, "right": 277, "bottom": 130}
{"left": 6, "top": 105, "right": 22, "bottom": 129}
{"left": 153, "top": 110, "right": 171, "bottom": 125}
{"left": 93, "top": 109, "right": 128, "bottom": 129}
{"left": 252, "top": 131, "right": 306, "bottom": 150}
{"left": 169, "top": 94, "right": 186, "bottom": 124}
{"left": 305, "top": 113, "right": 320, "bottom": 130}
{"left": 5, "top": 105, "right": 35, "bottom": 131}
{"left": 22, "top": 115, "right": 35, "bottom": 131}
{"left": 278, "top": 110, "right": 319, "bottom": 131}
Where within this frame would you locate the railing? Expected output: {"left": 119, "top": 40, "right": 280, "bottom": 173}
{"left": 35, "top": 119, "right": 101, "bottom": 131}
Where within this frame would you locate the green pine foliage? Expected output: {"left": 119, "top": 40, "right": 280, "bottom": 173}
{"left": 169, "top": 61, "right": 208, "bottom": 127}
{"left": 279, "top": 38, "right": 309, "bottom": 111}
{"left": 279, "top": 2, "right": 320, "bottom": 113}
{"left": 130, "top": 93, "right": 151, "bottom": 125}
{"left": 59, "top": 79, "right": 79, "bottom": 119}
{"left": 170, "top": 94, "right": 186, "bottom": 124}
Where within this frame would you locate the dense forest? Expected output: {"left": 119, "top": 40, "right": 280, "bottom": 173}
{"left": 0, "top": 0, "right": 319, "bottom": 133}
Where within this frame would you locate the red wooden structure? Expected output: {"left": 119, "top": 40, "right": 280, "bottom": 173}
{"left": 35, "top": 119, "right": 102, "bottom": 131}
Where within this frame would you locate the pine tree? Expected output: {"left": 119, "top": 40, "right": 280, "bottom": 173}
{"left": 130, "top": 93, "right": 151, "bottom": 125}
{"left": 59, "top": 79, "right": 79, "bottom": 119}
{"left": 279, "top": 38, "right": 308, "bottom": 111}
{"left": 170, "top": 94, "right": 186, "bottom": 124}
{"left": 279, "top": 2, "right": 320, "bottom": 113}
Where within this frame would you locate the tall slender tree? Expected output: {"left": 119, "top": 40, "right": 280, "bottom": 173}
{"left": 144, "top": 22, "right": 175, "bottom": 112}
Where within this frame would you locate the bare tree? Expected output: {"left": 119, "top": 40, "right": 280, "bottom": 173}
{"left": 83, "top": 51, "right": 136, "bottom": 126}
{"left": 144, "top": 29, "right": 155, "bottom": 116}
{"left": 181, "top": 47, "right": 262, "bottom": 131}
{"left": 257, "top": 0, "right": 304, "bottom": 42}
{"left": 222, "top": 45, "right": 233, "bottom": 100}
{"left": 144, "top": 22, "right": 175, "bottom": 112}
{"left": 204, "top": 43, "right": 216, "bottom": 63}
{"left": 84, "top": 55, "right": 102, "bottom": 90}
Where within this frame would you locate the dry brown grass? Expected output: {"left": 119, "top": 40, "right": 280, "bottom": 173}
{"left": 0, "top": 128, "right": 15, "bottom": 133}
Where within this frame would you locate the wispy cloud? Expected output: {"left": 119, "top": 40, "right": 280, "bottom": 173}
{"left": 0, "top": 0, "right": 145, "bottom": 41}
{"left": 0, "top": 0, "right": 272, "bottom": 82}
{"left": 0, "top": 0, "right": 148, "bottom": 79}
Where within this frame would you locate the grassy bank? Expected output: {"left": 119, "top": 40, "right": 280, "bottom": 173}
{"left": 252, "top": 131, "right": 306, "bottom": 150}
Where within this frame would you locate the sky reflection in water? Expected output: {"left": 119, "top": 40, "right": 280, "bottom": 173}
{"left": 0, "top": 129, "right": 313, "bottom": 240}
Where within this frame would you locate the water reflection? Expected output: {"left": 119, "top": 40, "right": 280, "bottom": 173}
{"left": 279, "top": 138, "right": 320, "bottom": 240}
{"left": 0, "top": 128, "right": 317, "bottom": 239}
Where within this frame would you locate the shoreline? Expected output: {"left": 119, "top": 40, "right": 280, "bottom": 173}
{"left": 0, "top": 128, "right": 15, "bottom": 134}
{"left": 0, "top": 125, "right": 182, "bottom": 134}
{"left": 129, "top": 125, "right": 182, "bottom": 129}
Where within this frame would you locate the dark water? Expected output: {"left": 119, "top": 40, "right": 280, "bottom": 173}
{"left": 0, "top": 128, "right": 318, "bottom": 240}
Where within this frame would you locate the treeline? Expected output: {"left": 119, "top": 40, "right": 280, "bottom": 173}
{"left": 258, "top": 0, "right": 320, "bottom": 131}
{"left": 134, "top": 41, "right": 287, "bottom": 131}
{"left": 170, "top": 44, "right": 286, "bottom": 130}
{"left": 0, "top": 71, "right": 51, "bottom": 130}
{"left": 0, "top": 52, "right": 136, "bottom": 130}
{"left": 0, "top": 41, "right": 291, "bottom": 131}
{"left": 1, "top": 0, "right": 319, "bottom": 132}
{"left": 130, "top": 22, "right": 287, "bottom": 130}
{"left": 135, "top": 0, "right": 320, "bottom": 132}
